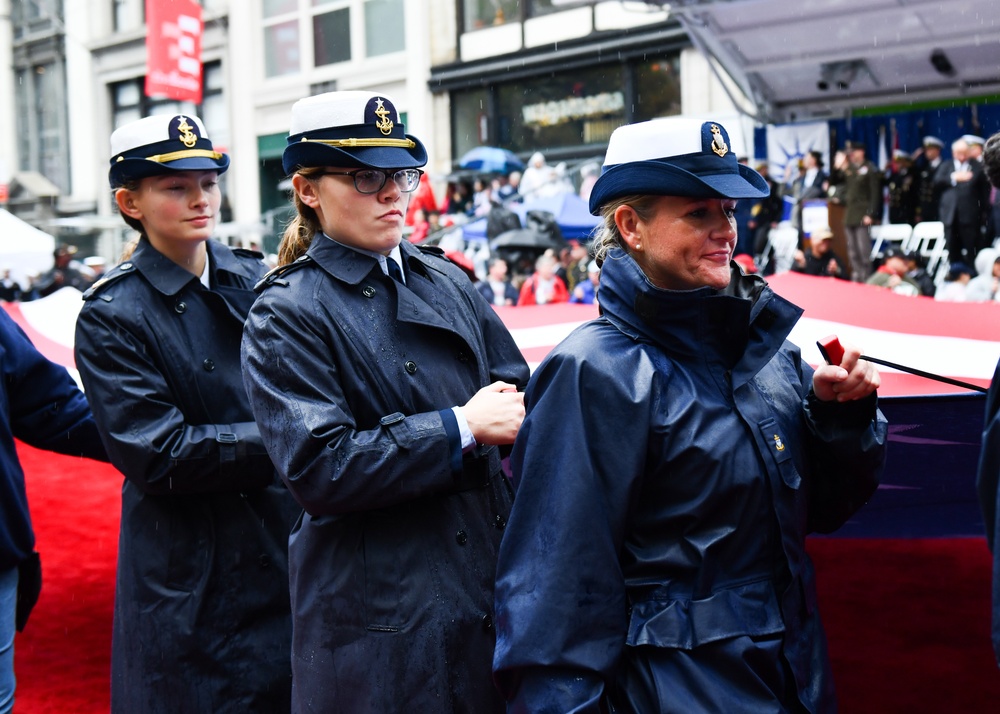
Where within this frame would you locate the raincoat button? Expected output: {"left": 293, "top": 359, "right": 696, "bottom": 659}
{"left": 120, "top": 262, "right": 133, "bottom": 271}
{"left": 174, "top": 301, "right": 187, "bottom": 314}
{"left": 456, "top": 530, "right": 468, "bottom": 545}
{"left": 203, "top": 359, "right": 215, "bottom": 372}
{"left": 481, "top": 614, "right": 493, "bottom": 631}
{"left": 494, "top": 514, "right": 506, "bottom": 530}
{"left": 404, "top": 360, "right": 417, "bottom": 374}
{"left": 362, "top": 285, "right": 376, "bottom": 298}
{"left": 258, "top": 554, "right": 271, "bottom": 568}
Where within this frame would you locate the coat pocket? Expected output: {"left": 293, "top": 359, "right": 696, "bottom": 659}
{"left": 626, "top": 578, "right": 785, "bottom": 650}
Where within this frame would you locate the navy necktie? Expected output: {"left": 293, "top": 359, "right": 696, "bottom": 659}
{"left": 386, "top": 257, "right": 404, "bottom": 283}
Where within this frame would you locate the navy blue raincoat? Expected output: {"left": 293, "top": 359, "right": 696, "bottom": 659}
{"left": 494, "top": 248, "right": 887, "bottom": 713}
{"left": 74, "top": 238, "right": 299, "bottom": 713}
{"left": 0, "top": 309, "right": 106, "bottom": 574}
{"left": 241, "top": 235, "right": 529, "bottom": 713}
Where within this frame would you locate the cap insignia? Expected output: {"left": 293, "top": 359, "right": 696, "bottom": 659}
{"left": 710, "top": 124, "right": 728, "bottom": 158}
{"left": 374, "top": 98, "right": 393, "bottom": 136}
{"left": 176, "top": 117, "right": 199, "bottom": 148}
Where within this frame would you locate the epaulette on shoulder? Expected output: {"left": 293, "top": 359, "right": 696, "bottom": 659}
{"left": 416, "top": 244, "right": 454, "bottom": 271}
{"left": 416, "top": 244, "right": 446, "bottom": 258}
{"left": 253, "top": 254, "right": 314, "bottom": 293}
{"left": 81, "top": 262, "right": 139, "bottom": 301}
{"left": 231, "top": 247, "right": 265, "bottom": 260}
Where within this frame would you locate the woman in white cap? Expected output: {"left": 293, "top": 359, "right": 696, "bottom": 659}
{"left": 241, "top": 91, "right": 529, "bottom": 713}
{"left": 74, "top": 114, "right": 300, "bottom": 713}
{"left": 493, "top": 116, "right": 887, "bottom": 713}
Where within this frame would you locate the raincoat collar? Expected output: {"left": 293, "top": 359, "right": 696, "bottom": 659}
{"left": 129, "top": 237, "right": 257, "bottom": 296}
{"left": 306, "top": 233, "right": 435, "bottom": 285}
{"left": 598, "top": 247, "right": 802, "bottom": 379}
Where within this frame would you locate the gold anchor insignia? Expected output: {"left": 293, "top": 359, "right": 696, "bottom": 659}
{"left": 176, "top": 117, "right": 198, "bottom": 148}
{"left": 773, "top": 434, "right": 785, "bottom": 452}
{"left": 373, "top": 98, "right": 394, "bottom": 136}
{"left": 710, "top": 124, "right": 728, "bottom": 157}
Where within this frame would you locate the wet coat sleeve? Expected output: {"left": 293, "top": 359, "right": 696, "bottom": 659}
{"left": 241, "top": 277, "right": 528, "bottom": 517}
{"left": 74, "top": 304, "right": 273, "bottom": 495}
{"left": 494, "top": 343, "right": 650, "bottom": 712}
{"left": 1, "top": 310, "right": 107, "bottom": 461}
{"left": 799, "top": 369, "right": 887, "bottom": 534}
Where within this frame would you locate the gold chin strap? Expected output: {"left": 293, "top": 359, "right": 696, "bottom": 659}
{"left": 115, "top": 149, "right": 224, "bottom": 163}
{"left": 301, "top": 137, "right": 416, "bottom": 149}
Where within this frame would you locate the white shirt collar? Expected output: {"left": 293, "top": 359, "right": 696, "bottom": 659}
{"left": 323, "top": 234, "right": 405, "bottom": 283}
{"left": 199, "top": 251, "right": 211, "bottom": 288}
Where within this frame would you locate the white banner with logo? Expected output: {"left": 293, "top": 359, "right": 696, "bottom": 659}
{"left": 766, "top": 121, "right": 830, "bottom": 186}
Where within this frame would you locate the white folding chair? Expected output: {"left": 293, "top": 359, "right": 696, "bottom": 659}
{"left": 870, "top": 223, "right": 913, "bottom": 261}
{"left": 759, "top": 226, "right": 800, "bottom": 274}
{"left": 910, "top": 221, "right": 946, "bottom": 274}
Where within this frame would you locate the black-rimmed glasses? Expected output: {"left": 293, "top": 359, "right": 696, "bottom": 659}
{"left": 317, "top": 168, "right": 423, "bottom": 194}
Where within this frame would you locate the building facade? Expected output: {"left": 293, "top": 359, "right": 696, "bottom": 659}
{"left": 0, "top": 0, "right": 742, "bottom": 259}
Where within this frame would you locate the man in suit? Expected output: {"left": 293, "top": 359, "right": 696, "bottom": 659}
{"left": 914, "top": 136, "right": 945, "bottom": 222}
{"left": 829, "top": 142, "right": 883, "bottom": 282}
{"left": 935, "top": 137, "right": 991, "bottom": 264}
{"left": 783, "top": 150, "right": 828, "bottom": 245}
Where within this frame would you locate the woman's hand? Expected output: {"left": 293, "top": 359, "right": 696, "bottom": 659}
{"left": 812, "top": 341, "right": 880, "bottom": 402}
{"left": 463, "top": 382, "right": 525, "bottom": 445}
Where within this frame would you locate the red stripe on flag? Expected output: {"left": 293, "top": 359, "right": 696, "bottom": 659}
{"left": 2, "top": 302, "right": 76, "bottom": 368}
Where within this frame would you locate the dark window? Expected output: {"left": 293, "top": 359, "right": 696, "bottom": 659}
{"left": 314, "top": 7, "right": 352, "bottom": 66}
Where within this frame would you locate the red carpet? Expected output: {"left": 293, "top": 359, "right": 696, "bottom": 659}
{"left": 10, "top": 442, "right": 1000, "bottom": 712}
{"left": 13, "top": 441, "right": 120, "bottom": 714}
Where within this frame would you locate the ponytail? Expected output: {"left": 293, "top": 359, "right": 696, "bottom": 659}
{"left": 277, "top": 167, "right": 326, "bottom": 266}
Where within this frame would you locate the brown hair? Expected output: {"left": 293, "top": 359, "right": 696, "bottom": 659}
{"left": 277, "top": 167, "right": 327, "bottom": 266}
{"left": 591, "top": 194, "right": 660, "bottom": 265}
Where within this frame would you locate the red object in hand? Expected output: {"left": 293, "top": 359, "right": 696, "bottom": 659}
{"left": 817, "top": 335, "right": 845, "bottom": 365}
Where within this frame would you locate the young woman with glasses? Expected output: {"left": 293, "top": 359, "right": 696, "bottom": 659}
{"left": 241, "top": 91, "right": 530, "bottom": 713}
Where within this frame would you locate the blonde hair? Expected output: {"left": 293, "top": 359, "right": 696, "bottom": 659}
{"left": 591, "top": 194, "right": 660, "bottom": 265}
{"left": 277, "top": 167, "right": 327, "bottom": 266}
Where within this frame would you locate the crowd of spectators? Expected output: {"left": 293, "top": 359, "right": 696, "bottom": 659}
{"left": 0, "top": 244, "right": 103, "bottom": 303}
{"left": 761, "top": 130, "right": 1000, "bottom": 302}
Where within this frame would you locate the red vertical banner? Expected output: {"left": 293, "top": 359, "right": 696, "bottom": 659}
{"left": 145, "top": 0, "right": 203, "bottom": 104}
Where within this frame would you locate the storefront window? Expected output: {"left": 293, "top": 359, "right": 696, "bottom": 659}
{"left": 462, "top": 0, "right": 519, "bottom": 31}
{"left": 450, "top": 51, "right": 682, "bottom": 161}
{"left": 634, "top": 56, "right": 682, "bottom": 122}
{"left": 365, "top": 0, "right": 404, "bottom": 58}
{"left": 452, "top": 88, "right": 492, "bottom": 158}
{"left": 496, "top": 65, "right": 626, "bottom": 154}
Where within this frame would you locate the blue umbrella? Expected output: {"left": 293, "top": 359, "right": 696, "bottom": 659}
{"left": 462, "top": 193, "right": 600, "bottom": 242}
{"left": 458, "top": 146, "right": 525, "bottom": 175}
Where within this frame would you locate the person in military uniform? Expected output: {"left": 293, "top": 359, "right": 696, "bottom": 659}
{"left": 913, "top": 135, "right": 945, "bottom": 223}
{"left": 829, "top": 142, "right": 883, "bottom": 282}
{"left": 35, "top": 244, "right": 92, "bottom": 297}
{"left": 886, "top": 149, "right": 919, "bottom": 226}
{"left": 73, "top": 114, "right": 300, "bottom": 714}
{"left": 240, "top": 91, "right": 529, "bottom": 713}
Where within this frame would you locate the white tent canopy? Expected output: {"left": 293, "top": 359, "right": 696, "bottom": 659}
{"left": 663, "top": 0, "right": 1000, "bottom": 124}
{"left": 0, "top": 209, "right": 55, "bottom": 286}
